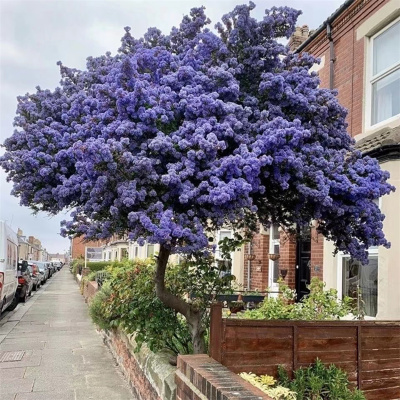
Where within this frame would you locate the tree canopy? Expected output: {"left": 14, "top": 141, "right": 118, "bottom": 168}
{"left": 1, "top": 2, "right": 394, "bottom": 263}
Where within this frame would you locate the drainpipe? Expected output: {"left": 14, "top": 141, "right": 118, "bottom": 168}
{"left": 326, "top": 22, "right": 335, "bottom": 90}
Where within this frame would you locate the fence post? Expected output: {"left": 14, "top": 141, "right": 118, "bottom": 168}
{"left": 209, "top": 302, "right": 223, "bottom": 362}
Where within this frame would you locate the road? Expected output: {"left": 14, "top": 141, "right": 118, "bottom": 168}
{"left": 0, "top": 268, "right": 135, "bottom": 400}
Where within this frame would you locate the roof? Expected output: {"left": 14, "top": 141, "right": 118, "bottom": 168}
{"left": 295, "top": 0, "right": 355, "bottom": 53}
{"left": 355, "top": 125, "right": 400, "bottom": 160}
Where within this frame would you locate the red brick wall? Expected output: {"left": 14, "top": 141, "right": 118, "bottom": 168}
{"left": 83, "top": 280, "right": 98, "bottom": 303}
{"left": 302, "top": 0, "right": 389, "bottom": 137}
{"left": 243, "top": 233, "right": 270, "bottom": 291}
{"left": 71, "top": 236, "right": 104, "bottom": 259}
{"left": 103, "top": 330, "right": 162, "bottom": 400}
{"left": 279, "top": 231, "right": 297, "bottom": 289}
{"left": 310, "top": 228, "right": 324, "bottom": 280}
{"left": 176, "top": 355, "right": 272, "bottom": 400}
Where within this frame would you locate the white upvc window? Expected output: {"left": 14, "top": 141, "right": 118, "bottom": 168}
{"left": 337, "top": 199, "right": 381, "bottom": 319}
{"left": 268, "top": 225, "right": 280, "bottom": 296}
{"left": 215, "top": 230, "right": 233, "bottom": 274}
{"left": 337, "top": 250, "right": 378, "bottom": 318}
{"left": 367, "top": 18, "right": 400, "bottom": 128}
{"left": 146, "top": 244, "right": 155, "bottom": 258}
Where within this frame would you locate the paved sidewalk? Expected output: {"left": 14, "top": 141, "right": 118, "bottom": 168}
{"left": 0, "top": 268, "right": 134, "bottom": 400}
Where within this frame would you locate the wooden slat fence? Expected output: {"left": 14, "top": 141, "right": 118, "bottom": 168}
{"left": 209, "top": 303, "right": 400, "bottom": 400}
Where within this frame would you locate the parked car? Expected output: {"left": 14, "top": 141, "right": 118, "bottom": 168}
{"left": 54, "top": 261, "right": 62, "bottom": 271}
{"left": 17, "top": 260, "right": 33, "bottom": 302}
{"left": 0, "top": 221, "right": 19, "bottom": 314}
{"left": 47, "top": 262, "right": 56, "bottom": 276}
{"left": 32, "top": 261, "right": 49, "bottom": 284}
{"left": 27, "top": 262, "right": 41, "bottom": 291}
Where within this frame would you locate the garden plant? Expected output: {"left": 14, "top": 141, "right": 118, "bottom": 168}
{"left": 240, "top": 277, "right": 360, "bottom": 320}
{"left": 239, "top": 360, "right": 366, "bottom": 400}
{"left": 1, "top": 2, "right": 393, "bottom": 352}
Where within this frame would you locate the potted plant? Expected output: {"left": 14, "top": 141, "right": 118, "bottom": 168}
{"left": 242, "top": 290, "right": 265, "bottom": 304}
{"left": 216, "top": 293, "right": 239, "bottom": 302}
{"left": 229, "top": 300, "right": 245, "bottom": 314}
{"left": 268, "top": 253, "right": 280, "bottom": 261}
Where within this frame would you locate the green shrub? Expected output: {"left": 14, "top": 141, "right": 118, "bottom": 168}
{"left": 88, "top": 259, "right": 193, "bottom": 354}
{"left": 88, "top": 282, "right": 114, "bottom": 330}
{"left": 241, "top": 278, "right": 358, "bottom": 321}
{"left": 277, "top": 360, "right": 366, "bottom": 400}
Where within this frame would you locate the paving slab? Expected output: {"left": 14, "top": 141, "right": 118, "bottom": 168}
{"left": 75, "top": 386, "right": 133, "bottom": 400}
{"left": 15, "top": 391, "right": 75, "bottom": 400}
{"left": 0, "top": 377, "right": 34, "bottom": 394}
{"left": 1, "top": 393, "right": 17, "bottom": 400}
{"left": 0, "top": 268, "right": 135, "bottom": 399}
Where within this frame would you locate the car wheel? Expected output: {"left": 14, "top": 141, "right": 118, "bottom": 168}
{"left": 28, "top": 288, "right": 32, "bottom": 297}
{"left": 5, "top": 295, "right": 18, "bottom": 312}
{"left": 20, "top": 289, "right": 28, "bottom": 303}
{"left": 33, "top": 284, "right": 37, "bottom": 291}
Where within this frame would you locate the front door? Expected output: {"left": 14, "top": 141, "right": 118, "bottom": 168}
{"left": 296, "top": 227, "right": 311, "bottom": 302}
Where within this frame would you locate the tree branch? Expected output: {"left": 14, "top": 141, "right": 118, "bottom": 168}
{"left": 155, "top": 245, "right": 191, "bottom": 318}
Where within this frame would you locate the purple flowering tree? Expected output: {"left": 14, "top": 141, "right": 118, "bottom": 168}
{"left": 1, "top": 3, "right": 394, "bottom": 352}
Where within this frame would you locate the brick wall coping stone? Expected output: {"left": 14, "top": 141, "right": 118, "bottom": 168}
{"left": 176, "top": 354, "right": 272, "bottom": 400}
{"left": 102, "top": 328, "right": 177, "bottom": 400}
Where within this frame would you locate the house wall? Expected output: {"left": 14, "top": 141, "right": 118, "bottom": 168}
{"left": 71, "top": 236, "right": 104, "bottom": 259}
{"left": 302, "top": 0, "right": 400, "bottom": 319}
{"left": 377, "top": 159, "right": 400, "bottom": 319}
{"left": 302, "top": 0, "right": 396, "bottom": 139}
{"left": 243, "top": 233, "right": 270, "bottom": 291}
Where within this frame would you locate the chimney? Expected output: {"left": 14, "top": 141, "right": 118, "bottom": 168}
{"left": 288, "top": 24, "right": 311, "bottom": 52}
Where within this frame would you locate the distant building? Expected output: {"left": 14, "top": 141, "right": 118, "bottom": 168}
{"left": 48, "top": 253, "right": 67, "bottom": 263}
{"left": 70, "top": 236, "right": 105, "bottom": 260}
{"left": 17, "top": 229, "right": 44, "bottom": 261}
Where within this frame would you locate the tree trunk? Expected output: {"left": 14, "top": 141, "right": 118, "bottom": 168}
{"left": 155, "top": 245, "right": 206, "bottom": 354}
{"left": 187, "top": 310, "right": 206, "bottom": 354}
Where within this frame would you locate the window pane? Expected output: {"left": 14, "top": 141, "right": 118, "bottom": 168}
{"left": 272, "top": 225, "right": 280, "bottom": 240}
{"left": 372, "top": 68, "right": 400, "bottom": 125}
{"left": 342, "top": 256, "right": 378, "bottom": 317}
{"left": 147, "top": 245, "right": 155, "bottom": 257}
{"left": 219, "top": 230, "right": 232, "bottom": 241}
{"left": 373, "top": 21, "right": 400, "bottom": 75}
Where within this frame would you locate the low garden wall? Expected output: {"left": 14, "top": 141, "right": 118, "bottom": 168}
{"left": 76, "top": 276, "right": 177, "bottom": 400}
{"left": 102, "top": 329, "right": 176, "bottom": 400}
{"left": 209, "top": 303, "right": 400, "bottom": 400}
{"left": 176, "top": 354, "right": 271, "bottom": 400}
{"left": 82, "top": 280, "right": 98, "bottom": 302}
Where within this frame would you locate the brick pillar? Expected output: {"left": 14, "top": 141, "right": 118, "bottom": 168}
{"left": 243, "top": 234, "right": 270, "bottom": 291}
{"left": 310, "top": 227, "right": 324, "bottom": 280}
{"left": 279, "top": 231, "right": 297, "bottom": 289}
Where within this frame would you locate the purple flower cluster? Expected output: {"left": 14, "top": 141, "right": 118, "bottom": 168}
{"left": 1, "top": 3, "right": 394, "bottom": 262}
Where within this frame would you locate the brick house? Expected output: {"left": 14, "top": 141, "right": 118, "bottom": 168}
{"left": 70, "top": 236, "right": 105, "bottom": 260}
{"left": 243, "top": 0, "right": 400, "bottom": 319}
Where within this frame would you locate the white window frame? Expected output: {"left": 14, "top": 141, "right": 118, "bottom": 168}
{"left": 336, "top": 249, "right": 378, "bottom": 320}
{"left": 336, "top": 198, "right": 380, "bottom": 320}
{"left": 365, "top": 17, "right": 400, "bottom": 130}
{"left": 215, "top": 230, "right": 233, "bottom": 274}
{"left": 268, "top": 225, "right": 280, "bottom": 297}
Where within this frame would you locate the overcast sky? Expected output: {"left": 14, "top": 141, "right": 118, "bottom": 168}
{"left": 0, "top": 0, "right": 344, "bottom": 254}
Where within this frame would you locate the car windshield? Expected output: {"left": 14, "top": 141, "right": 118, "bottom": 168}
{"left": 33, "top": 262, "right": 45, "bottom": 271}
